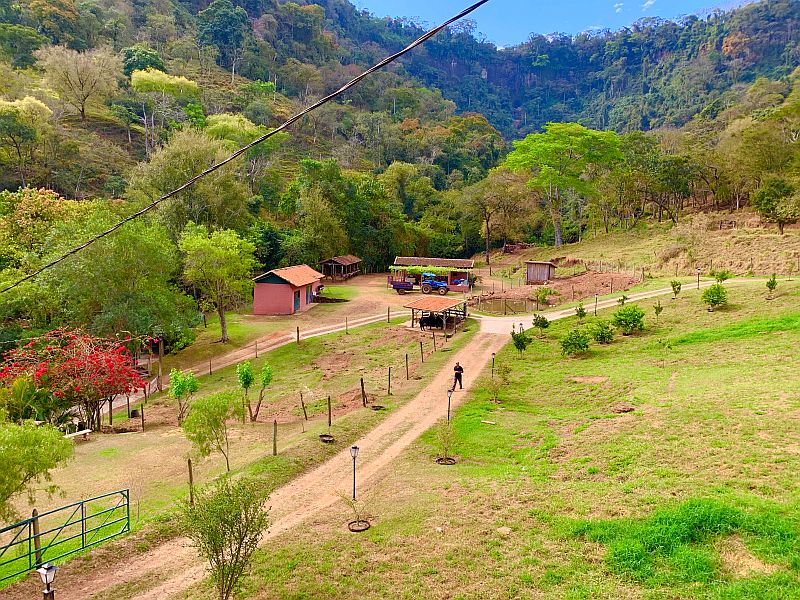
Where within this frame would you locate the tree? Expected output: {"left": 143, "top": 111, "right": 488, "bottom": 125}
{"left": 121, "top": 44, "right": 165, "bottom": 78}
{"left": 127, "top": 130, "right": 250, "bottom": 235}
{"left": 0, "top": 419, "right": 73, "bottom": 521}
{"left": 561, "top": 328, "right": 590, "bottom": 356}
{"left": 180, "top": 477, "right": 269, "bottom": 600}
{"left": 591, "top": 320, "right": 615, "bottom": 344}
{"left": 35, "top": 46, "right": 122, "bottom": 119}
{"left": 169, "top": 369, "right": 199, "bottom": 425}
{"left": 766, "top": 273, "right": 778, "bottom": 299}
{"left": 249, "top": 362, "right": 272, "bottom": 423}
{"left": 510, "top": 328, "right": 532, "bottom": 355}
{"left": 0, "top": 97, "right": 51, "bottom": 187}
{"left": 0, "top": 24, "right": 47, "bottom": 68}
{"left": 179, "top": 224, "right": 257, "bottom": 344}
{"left": 653, "top": 300, "right": 664, "bottom": 327}
{"left": 182, "top": 391, "right": 242, "bottom": 472}
{"left": 612, "top": 305, "right": 646, "bottom": 335}
{"left": 197, "top": 0, "right": 250, "bottom": 81}
{"left": 574, "top": 302, "right": 587, "bottom": 323}
{"left": 713, "top": 269, "right": 734, "bottom": 284}
{"left": 236, "top": 361, "right": 254, "bottom": 423}
{"left": 702, "top": 284, "right": 728, "bottom": 312}
{"left": 671, "top": 280, "right": 682, "bottom": 299}
{"left": 751, "top": 178, "right": 800, "bottom": 234}
{"left": 532, "top": 314, "right": 549, "bottom": 337}
{"left": 506, "top": 123, "right": 621, "bottom": 247}
{"left": 435, "top": 419, "right": 456, "bottom": 461}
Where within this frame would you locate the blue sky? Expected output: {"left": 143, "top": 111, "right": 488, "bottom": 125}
{"left": 352, "top": 0, "right": 751, "bottom": 47}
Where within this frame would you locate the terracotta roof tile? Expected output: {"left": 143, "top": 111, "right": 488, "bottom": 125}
{"left": 403, "top": 297, "right": 467, "bottom": 312}
{"left": 255, "top": 265, "right": 324, "bottom": 287}
{"left": 321, "top": 255, "right": 362, "bottom": 266}
{"left": 394, "top": 257, "right": 474, "bottom": 269}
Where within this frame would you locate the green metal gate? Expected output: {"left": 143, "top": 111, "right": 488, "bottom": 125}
{"left": 0, "top": 489, "right": 130, "bottom": 584}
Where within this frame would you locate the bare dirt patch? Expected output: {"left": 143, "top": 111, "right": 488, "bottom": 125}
{"left": 718, "top": 536, "right": 779, "bottom": 577}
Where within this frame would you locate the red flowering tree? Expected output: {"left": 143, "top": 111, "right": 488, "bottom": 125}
{"left": 0, "top": 331, "right": 145, "bottom": 430}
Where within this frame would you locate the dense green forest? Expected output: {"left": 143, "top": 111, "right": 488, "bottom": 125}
{"left": 0, "top": 0, "right": 799, "bottom": 348}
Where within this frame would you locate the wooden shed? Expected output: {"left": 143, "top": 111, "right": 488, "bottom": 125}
{"left": 526, "top": 261, "right": 557, "bottom": 284}
{"left": 320, "top": 255, "right": 362, "bottom": 280}
{"left": 404, "top": 296, "right": 468, "bottom": 334}
{"left": 253, "top": 265, "right": 324, "bottom": 316}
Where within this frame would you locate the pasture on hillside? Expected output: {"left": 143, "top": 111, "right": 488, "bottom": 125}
{"left": 195, "top": 281, "right": 800, "bottom": 600}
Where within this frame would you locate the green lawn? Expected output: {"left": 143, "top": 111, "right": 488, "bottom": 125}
{"left": 216, "top": 282, "right": 800, "bottom": 600}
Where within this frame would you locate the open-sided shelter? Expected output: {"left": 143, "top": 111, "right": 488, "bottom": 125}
{"left": 253, "top": 265, "right": 324, "bottom": 315}
{"left": 404, "top": 296, "right": 468, "bottom": 334}
{"left": 526, "top": 261, "right": 557, "bottom": 284}
{"left": 391, "top": 257, "right": 474, "bottom": 293}
{"left": 319, "top": 255, "right": 362, "bottom": 280}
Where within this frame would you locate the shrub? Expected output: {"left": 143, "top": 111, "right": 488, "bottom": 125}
{"left": 612, "top": 305, "right": 646, "bottom": 335}
{"left": 653, "top": 300, "right": 664, "bottom": 326}
{"left": 561, "top": 328, "right": 591, "bottom": 356}
{"left": 701, "top": 283, "right": 728, "bottom": 311}
{"left": 591, "top": 320, "right": 615, "bottom": 344}
{"left": 536, "top": 287, "right": 558, "bottom": 306}
{"left": 574, "top": 303, "right": 587, "bottom": 323}
{"left": 766, "top": 273, "right": 778, "bottom": 298}
{"left": 511, "top": 329, "right": 532, "bottom": 355}
{"left": 435, "top": 419, "right": 456, "bottom": 460}
{"left": 617, "top": 294, "right": 629, "bottom": 306}
{"left": 532, "top": 313, "right": 550, "bottom": 336}
{"left": 180, "top": 478, "right": 269, "bottom": 600}
{"left": 712, "top": 269, "right": 734, "bottom": 284}
{"left": 670, "top": 280, "right": 682, "bottom": 299}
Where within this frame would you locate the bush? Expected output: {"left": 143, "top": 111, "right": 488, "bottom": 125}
{"left": 701, "top": 283, "right": 728, "bottom": 311}
{"left": 510, "top": 329, "right": 532, "bottom": 354}
{"left": 612, "top": 305, "right": 646, "bottom": 335}
{"left": 574, "top": 303, "right": 587, "bottom": 323}
{"left": 561, "top": 328, "right": 591, "bottom": 356}
{"left": 712, "top": 269, "right": 734, "bottom": 284}
{"left": 591, "top": 320, "right": 615, "bottom": 344}
{"left": 670, "top": 280, "right": 682, "bottom": 299}
{"left": 766, "top": 273, "right": 778, "bottom": 298}
{"left": 532, "top": 313, "right": 550, "bottom": 336}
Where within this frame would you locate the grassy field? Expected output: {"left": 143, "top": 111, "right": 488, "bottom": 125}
{"left": 198, "top": 281, "right": 800, "bottom": 600}
{"left": 2, "top": 319, "right": 477, "bottom": 588}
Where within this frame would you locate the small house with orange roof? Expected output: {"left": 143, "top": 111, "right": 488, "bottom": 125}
{"left": 253, "top": 265, "right": 325, "bottom": 316}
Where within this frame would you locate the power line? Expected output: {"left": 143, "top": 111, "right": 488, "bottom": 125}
{"left": 0, "top": 0, "right": 491, "bottom": 295}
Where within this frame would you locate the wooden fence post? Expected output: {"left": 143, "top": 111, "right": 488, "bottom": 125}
{"left": 327, "top": 396, "right": 332, "bottom": 429}
{"left": 140, "top": 405, "right": 145, "bottom": 432}
{"left": 32, "top": 509, "right": 42, "bottom": 567}
{"left": 432, "top": 332, "right": 437, "bottom": 351}
{"left": 296, "top": 327, "right": 300, "bottom": 344}
{"left": 420, "top": 341, "right": 424, "bottom": 363}
{"left": 157, "top": 339, "right": 164, "bottom": 392}
{"left": 188, "top": 458, "right": 194, "bottom": 506}
{"left": 406, "top": 354, "right": 409, "bottom": 380}
{"left": 273, "top": 420, "right": 278, "bottom": 456}
{"left": 388, "top": 367, "right": 392, "bottom": 395}
{"left": 300, "top": 392, "right": 308, "bottom": 421}
{"left": 255, "top": 340, "right": 258, "bottom": 358}
{"left": 346, "top": 317, "right": 348, "bottom": 334}
{"left": 360, "top": 378, "right": 367, "bottom": 407}
{"left": 126, "top": 395, "right": 131, "bottom": 419}
{"left": 208, "top": 358, "right": 212, "bottom": 375}
{"left": 387, "top": 306, "right": 390, "bottom": 323}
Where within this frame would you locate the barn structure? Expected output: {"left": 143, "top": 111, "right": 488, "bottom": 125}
{"left": 253, "top": 265, "right": 324, "bottom": 316}
{"left": 391, "top": 257, "right": 474, "bottom": 293}
{"left": 405, "top": 296, "right": 468, "bottom": 334}
{"left": 319, "top": 255, "right": 362, "bottom": 280}
{"left": 526, "top": 261, "right": 557, "bottom": 285}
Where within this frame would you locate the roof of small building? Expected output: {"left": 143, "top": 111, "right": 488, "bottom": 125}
{"left": 254, "top": 265, "right": 324, "bottom": 287}
{"left": 404, "top": 297, "right": 467, "bottom": 313}
{"left": 525, "top": 261, "right": 557, "bottom": 267}
{"left": 320, "top": 255, "right": 362, "bottom": 266}
{"left": 394, "top": 257, "right": 474, "bottom": 269}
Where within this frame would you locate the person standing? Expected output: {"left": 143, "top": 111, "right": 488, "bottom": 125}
{"left": 452, "top": 362, "right": 464, "bottom": 390}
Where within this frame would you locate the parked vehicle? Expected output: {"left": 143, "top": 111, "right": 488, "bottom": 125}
{"left": 421, "top": 273, "right": 449, "bottom": 295}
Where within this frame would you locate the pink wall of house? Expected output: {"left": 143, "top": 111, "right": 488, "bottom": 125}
{"left": 253, "top": 282, "right": 322, "bottom": 316}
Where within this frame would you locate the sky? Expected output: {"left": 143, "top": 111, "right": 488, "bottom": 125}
{"left": 351, "top": 0, "right": 751, "bottom": 47}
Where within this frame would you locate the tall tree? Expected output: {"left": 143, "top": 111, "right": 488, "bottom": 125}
{"left": 179, "top": 223, "right": 257, "bottom": 344}
{"left": 505, "top": 123, "right": 621, "bottom": 247}
{"left": 34, "top": 46, "right": 122, "bottom": 119}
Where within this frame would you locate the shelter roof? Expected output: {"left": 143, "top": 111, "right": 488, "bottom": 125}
{"left": 394, "top": 257, "right": 474, "bottom": 269}
{"left": 403, "top": 297, "right": 466, "bottom": 313}
{"left": 255, "top": 265, "right": 324, "bottom": 287}
{"left": 320, "top": 255, "right": 362, "bottom": 266}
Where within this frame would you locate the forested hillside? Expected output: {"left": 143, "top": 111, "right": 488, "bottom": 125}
{"left": 0, "top": 0, "right": 799, "bottom": 349}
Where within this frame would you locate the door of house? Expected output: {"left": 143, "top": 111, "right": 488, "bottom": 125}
{"left": 294, "top": 290, "right": 301, "bottom": 312}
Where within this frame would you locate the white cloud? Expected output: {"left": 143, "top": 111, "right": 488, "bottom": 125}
{"left": 641, "top": 0, "right": 656, "bottom": 10}
{"left": 614, "top": 3, "right": 624, "bottom": 13}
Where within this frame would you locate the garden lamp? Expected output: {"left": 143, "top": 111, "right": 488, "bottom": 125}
{"left": 37, "top": 562, "right": 57, "bottom": 599}
{"left": 696, "top": 267, "right": 701, "bottom": 289}
{"left": 491, "top": 352, "right": 496, "bottom": 378}
{"left": 350, "top": 445, "right": 359, "bottom": 500}
{"left": 447, "top": 388, "right": 453, "bottom": 422}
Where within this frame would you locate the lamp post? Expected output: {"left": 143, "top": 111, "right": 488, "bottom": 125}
{"left": 350, "top": 445, "right": 359, "bottom": 501}
{"left": 37, "top": 563, "right": 57, "bottom": 600}
{"left": 447, "top": 388, "right": 453, "bottom": 422}
{"left": 697, "top": 267, "right": 701, "bottom": 290}
{"left": 491, "top": 352, "right": 496, "bottom": 378}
